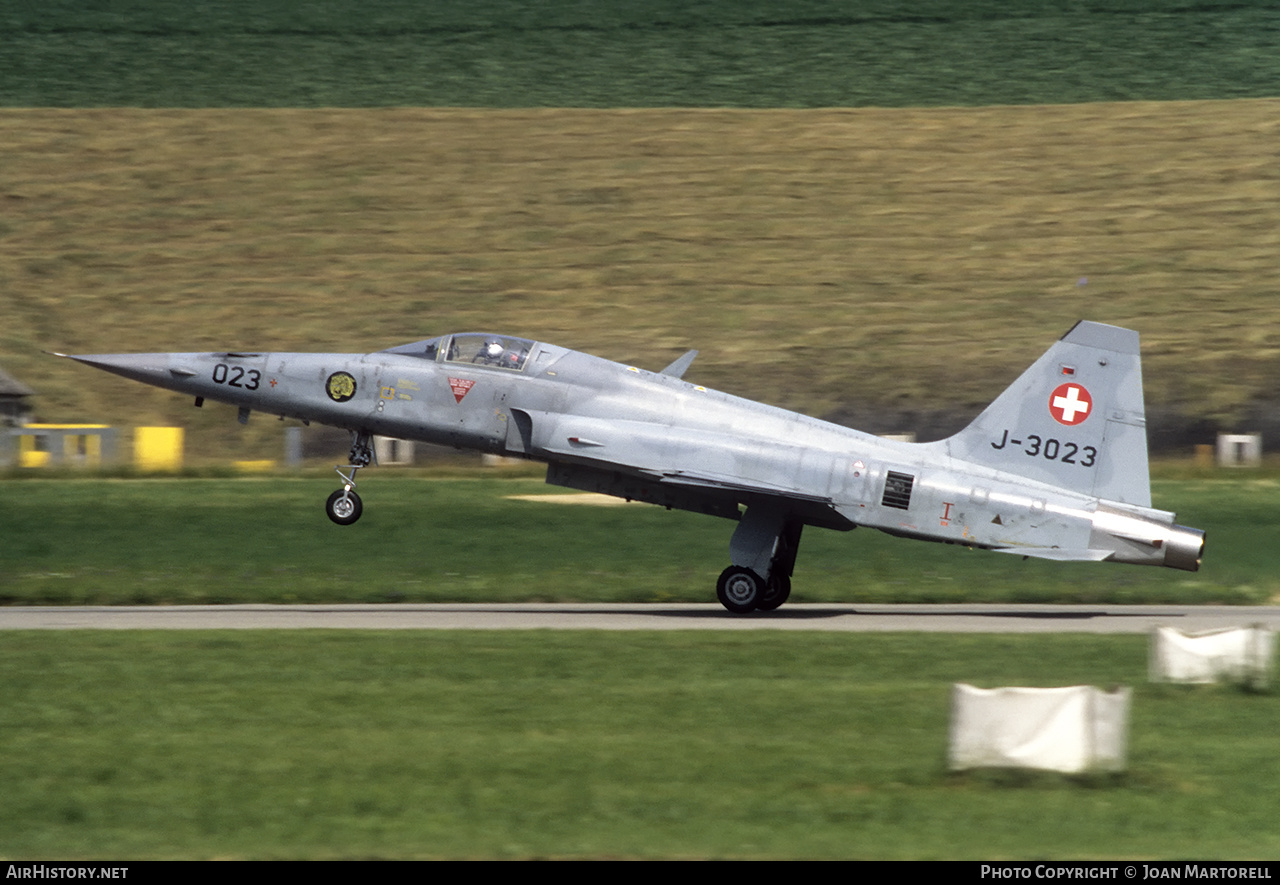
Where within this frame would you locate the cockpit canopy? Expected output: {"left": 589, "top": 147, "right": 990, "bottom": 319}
{"left": 383, "top": 333, "right": 537, "bottom": 372}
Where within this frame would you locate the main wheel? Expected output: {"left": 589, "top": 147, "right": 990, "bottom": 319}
{"left": 716, "top": 566, "right": 765, "bottom": 614}
{"left": 756, "top": 572, "right": 791, "bottom": 612}
{"left": 326, "top": 488, "right": 363, "bottom": 525}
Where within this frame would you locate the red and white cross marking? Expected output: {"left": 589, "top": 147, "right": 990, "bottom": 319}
{"left": 1049, "top": 383, "right": 1092, "bottom": 426}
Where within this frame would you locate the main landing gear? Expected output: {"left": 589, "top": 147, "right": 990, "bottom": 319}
{"left": 716, "top": 566, "right": 791, "bottom": 614}
{"left": 326, "top": 430, "right": 374, "bottom": 526}
{"left": 715, "top": 508, "right": 802, "bottom": 614}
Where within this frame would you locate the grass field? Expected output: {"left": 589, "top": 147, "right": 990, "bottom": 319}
{"left": 3, "top": 102, "right": 1278, "bottom": 459}
{"left": 3, "top": 0, "right": 1278, "bottom": 106}
{"left": 0, "top": 470, "right": 1270, "bottom": 606}
{"left": 3, "top": 631, "right": 1278, "bottom": 859}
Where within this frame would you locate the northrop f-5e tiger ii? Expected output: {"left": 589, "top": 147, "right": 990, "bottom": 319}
{"left": 58, "top": 321, "right": 1205, "bottom": 613}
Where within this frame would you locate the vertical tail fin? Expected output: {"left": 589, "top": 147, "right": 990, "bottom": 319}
{"left": 940, "top": 321, "right": 1152, "bottom": 507}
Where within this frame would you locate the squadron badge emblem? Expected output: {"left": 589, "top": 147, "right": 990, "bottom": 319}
{"left": 326, "top": 371, "right": 357, "bottom": 402}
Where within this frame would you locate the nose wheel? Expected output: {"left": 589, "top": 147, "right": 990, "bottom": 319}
{"left": 326, "top": 483, "right": 363, "bottom": 525}
{"left": 326, "top": 430, "right": 374, "bottom": 526}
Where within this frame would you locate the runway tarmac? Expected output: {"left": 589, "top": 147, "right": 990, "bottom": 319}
{"left": 3, "top": 603, "right": 1279, "bottom": 633}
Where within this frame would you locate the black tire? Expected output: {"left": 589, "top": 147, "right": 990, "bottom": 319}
{"left": 756, "top": 572, "right": 791, "bottom": 612}
{"left": 326, "top": 489, "right": 363, "bottom": 525}
{"left": 716, "top": 566, "right": 764, "bottom": 614}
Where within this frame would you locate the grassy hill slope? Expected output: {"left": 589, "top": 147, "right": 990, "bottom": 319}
{"left": 2, "top": 102, "right": 1276, "bottom": 458}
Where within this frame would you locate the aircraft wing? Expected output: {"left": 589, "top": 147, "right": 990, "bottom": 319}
{"left": 990, "top": 547, "right": 1114, "bottom": 562}
{"left": 523, "top": 410, "right": 837, "bottom": 503}
{"left": 641, "top": 468, "right": 834, "bottom": 505}
{"left": 521, "top": 408, "right": 849, "bottom": 527}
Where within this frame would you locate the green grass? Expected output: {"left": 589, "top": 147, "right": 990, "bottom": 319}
{"left": 3, "top": 1, "right": 1278, "bottom": 106}
{"left": 0, "top": 470, "right": 1271, "bottom": 606}
{"left": 2, "top": 631, "right": 1278, "bottom": 859}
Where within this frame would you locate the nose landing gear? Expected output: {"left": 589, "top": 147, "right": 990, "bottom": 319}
{"left": 326, "top": 430, "right": 374, "bottom": 525}
{"left": 326, "top": 472, "right": 363, "bottom": 525}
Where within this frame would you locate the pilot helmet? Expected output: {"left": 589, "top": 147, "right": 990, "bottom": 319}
{"left": 483, "top": 338, "right": 504, "bottom": 359}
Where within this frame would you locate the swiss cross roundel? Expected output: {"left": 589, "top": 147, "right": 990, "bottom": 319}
{"left": 1049, "top": 383, "right": 1093, "bottom": 426}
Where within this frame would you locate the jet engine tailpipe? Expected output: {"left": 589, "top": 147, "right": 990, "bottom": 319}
{"left": 1163, "top": 524, "right": 1206, "bottom": 572}
{"left": 1090, "top": 507, "right": 1206, "bottom": 572}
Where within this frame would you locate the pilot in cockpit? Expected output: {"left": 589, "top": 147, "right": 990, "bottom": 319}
{"left": 475, "top": 337, "right": 506, "bottom": 365}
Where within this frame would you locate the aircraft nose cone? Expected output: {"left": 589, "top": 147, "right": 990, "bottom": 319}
{"left": 66, "top": 353, "right": 179, "bottom": 385}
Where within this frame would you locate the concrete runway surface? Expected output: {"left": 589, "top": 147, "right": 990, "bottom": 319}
{"left": 3, "top": 603, "right": 1279, "bottom": 633}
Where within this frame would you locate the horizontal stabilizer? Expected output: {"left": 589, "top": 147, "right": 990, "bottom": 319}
{"left": 991, "top": 547, "right": 1113, "bottom": 562}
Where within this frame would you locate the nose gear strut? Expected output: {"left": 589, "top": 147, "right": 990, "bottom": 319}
{"left": 326, "top": 430, "right": 375, "bottom": 525}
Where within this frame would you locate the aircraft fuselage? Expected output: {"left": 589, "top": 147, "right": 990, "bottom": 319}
{"left": 62, "top": 322, "right": 1205, "bottom": 612}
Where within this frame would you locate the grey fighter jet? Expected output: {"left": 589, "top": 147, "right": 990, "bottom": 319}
{"left": 57, "top": 321, "right": 1204, "bottom": 613}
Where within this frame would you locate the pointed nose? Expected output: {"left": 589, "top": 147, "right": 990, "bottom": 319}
{"left": 65, "top": 353, "right": 181, "bottom": 386}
